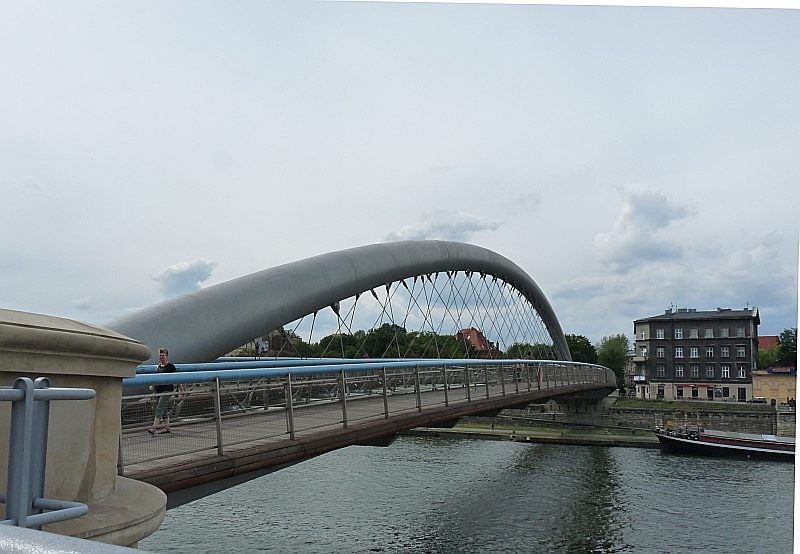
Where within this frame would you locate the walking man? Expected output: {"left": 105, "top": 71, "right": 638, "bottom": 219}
{"left": 148, "top": 347, "right": 177, "bottom": 434}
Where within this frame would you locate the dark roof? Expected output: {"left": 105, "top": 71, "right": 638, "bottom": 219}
{"left": 634, "top": 307, "right": 759, "bottom": 325}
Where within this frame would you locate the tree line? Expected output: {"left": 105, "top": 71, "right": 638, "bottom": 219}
{"left": 277, "top": 323, "right": 480, "bottom": 359}
{"left": 758, "top": 328, "right": 798, "bottom": 368}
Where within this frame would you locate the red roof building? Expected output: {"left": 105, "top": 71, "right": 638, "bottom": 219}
{"left": 455, "top": 327, "right": 501, "bottom": 359}
{"left": 758, "top": 335, "right": 779, "bottom": 350}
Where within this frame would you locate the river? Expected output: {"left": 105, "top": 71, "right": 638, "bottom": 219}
{"left": 140, "top": 436, "right": 794, "bottom": 553}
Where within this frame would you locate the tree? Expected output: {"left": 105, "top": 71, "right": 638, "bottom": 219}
{"left": 758, "top": 346, "right": 779, "bottom": 369}
{"left": 778, "top": 328, "right": 798, "bottom": 366}
{"left": 565, "top": 334, "right": 598, "bottom": 364}
{"left": 596, "top": 334, "right": 629, "bottom": 391}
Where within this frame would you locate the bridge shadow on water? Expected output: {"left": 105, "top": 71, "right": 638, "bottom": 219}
{"left": 404, "top": 441, "right": 631, "bottom": 553}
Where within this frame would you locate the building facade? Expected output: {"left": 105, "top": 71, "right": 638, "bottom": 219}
{"left": 752, "top": 367, "right": 796, "bottom": 406}
{"left": 633, "top": 307, "right": 760, "bottom": 402}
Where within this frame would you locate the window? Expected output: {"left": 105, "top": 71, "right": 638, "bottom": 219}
{"left": 721, "top": 346, "right": 729, "bottom": 358}
{"left": 656, "top": 347, "right": 665, "bottom": 358}
{"left": 675, "top": 329, "right": 683, "bottom": 339}
{"left": 641, "top": 347, "right": 647, "bottom": 357}
{"left": 690, "top": 328, "right": 699, "bottom": 339}
{"left": 737, "top": 346, "right": 746, "bottom": 358}
{"left": 738, "top": 365, "right": 746, "bottom": 378}
{"left": 675, "top": 365, "right": 684, "bottom": 378}
{"left": 721, "top": 365, "right": 730, "bottom": 378}
{"left": 705, "top": 364, "right": 715, "bottom": 378}
{"left": 721, "top": 328, "right": 729, "bottom": 338}
{"left": 706, "top": 346, "right": 714, "bottom": 357}
{"left": 675, "top": 347, "right": 684, "bottom": 358}
{"left": 657, "top": 384, "right": 665, "bottom": 399}
{"left": 691, "top": 364, "right": 699, "bottom": 378}
{"left": 705, "top": 328, "right": 714, "bottom": 338}
{"left": 707, "top": 387, "right": 714, "bottom": 400}
{"left": 640, "top": 331, "right": 645, "bottom": 340}
{"left": 690, "top": 347, "right": 699, "bottom": 358}
{"left": 676, "top": 387, "right": 684, "bottom": 399}
{"left": 657, "top": 364, "right": 665, "bottom": 378}
{"left": 737, "top": 327, "right": 745, "bottom": 338}
{"left": 692, "top": 387, "right": 699, "bottom": 399}
{"left": 723, "top": 387, "right": 730, "bottom": 398}
{"left": 656, "top": 329, "right": 664, "bottom": 339}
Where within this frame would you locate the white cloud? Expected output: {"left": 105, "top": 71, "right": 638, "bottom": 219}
{"left": 9, "top": 176, "right": 47, "bottom": 196}
{"left": 73, "top": 296, "right": 93, "bottom": 310}
{"left": 384, "top": 211, "right": 500, "bottom": 242}
{"left": 508, "top": 190, "right": 542, "bottom": 214}
{"left": 594, "top": 186, "right": 695, "bottom": 272}
{"left": 152, "top": 260, "right": 218, "bottom": 298}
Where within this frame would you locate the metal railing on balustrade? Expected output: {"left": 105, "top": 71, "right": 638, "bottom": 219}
{"left": 1, "top": 377, "right": 95, "bottom": 530}
{"left": 118, "top": 359, "right": 615, "bottom": 473}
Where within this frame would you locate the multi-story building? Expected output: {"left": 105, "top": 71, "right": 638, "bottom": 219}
{"left": 633, "top": 307, "right": 760, "bottom": 402}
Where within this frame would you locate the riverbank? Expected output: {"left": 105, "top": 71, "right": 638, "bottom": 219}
{"left": 404, "top": 422, "right": 660, "bottom": 448}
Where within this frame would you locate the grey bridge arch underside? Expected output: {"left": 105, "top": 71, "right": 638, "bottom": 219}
{"left": 105, "top": 240, "right": 571, "bottom": 364}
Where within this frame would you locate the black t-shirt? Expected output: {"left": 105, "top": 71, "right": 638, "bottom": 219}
{"left": 155, "top": 362, "right": 176, "bottom": 393}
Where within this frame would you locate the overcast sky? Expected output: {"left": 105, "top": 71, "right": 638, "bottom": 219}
{"left": 1, "top": 1, "right": 797, "bottom": 345}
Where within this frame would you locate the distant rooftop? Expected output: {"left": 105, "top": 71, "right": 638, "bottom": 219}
{"left": 759, "top": 335, "right": 780, "bottom": 349}
{"left": 635, "top": 307, "right": 759, "bottom": 324}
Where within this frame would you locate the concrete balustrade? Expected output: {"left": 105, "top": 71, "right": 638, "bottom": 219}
{"left": 0, "top": 308, "right": 166, "bottom": 547}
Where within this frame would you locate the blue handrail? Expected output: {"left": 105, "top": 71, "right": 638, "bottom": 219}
{"left": 124, "top": 359, "right": 613, "bottom": 389}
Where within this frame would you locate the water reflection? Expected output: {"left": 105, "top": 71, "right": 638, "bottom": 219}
{"left": 140, "top": 437, "right": 794, "bottom": 554}
{"left": 555, "top": 447, "right": 630, "bottom": 553}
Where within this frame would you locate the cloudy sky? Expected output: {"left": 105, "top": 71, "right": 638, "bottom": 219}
{"left": 1, "top": 1, "right": 797, "bottom": 345}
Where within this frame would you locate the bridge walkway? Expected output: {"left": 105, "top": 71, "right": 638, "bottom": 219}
{"left": 120, "top": 368, "right": 611, "bottom": 499}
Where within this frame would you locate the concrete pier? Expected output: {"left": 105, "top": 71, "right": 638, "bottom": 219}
{"left": 0, "top": 309, "right": 166, "bottom": 547}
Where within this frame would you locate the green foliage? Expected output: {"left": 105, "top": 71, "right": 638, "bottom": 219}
{"left": 596, "top": 334, "right": 629, "bottom": 391}
{"left": 758, "top": 346, "right": 779, "bottom": 369}
{"left": 506, "top": 342, "right": 557, "bottom": 360}
{"left": 778, "top": 328, "right": 797, "bottom": 366}
{"left": 565, "top": 334, "right": 598, "bottom": 364}
{"left": 289, "top": 324, "right": 478, "bottom": 360}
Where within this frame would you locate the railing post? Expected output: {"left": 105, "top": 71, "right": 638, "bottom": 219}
{"left": 526, "top": 363, "right": 532, "bottom": 391}
{"left": 514, "top": 364, "right": 520, "bottom": 394}
{"left": 117, "top": 433, "right": 125, "bottom": 477}
{"left": 29, "top": 378, "right": 50, "bottom": 523}
{"left": 415, "top": 365, "right": 422, "bottom": 412}
{"left": 500, "top": 364, "right": 506, "bottom": 396}
{"left": 465, "top": 367, "right": 471, "bottom": 402}
{"left": 442, "top": 365, "right": 449, "bottom": 407}
{"left": 381, "top": 366, "right": 389, "bottom": 419}
{"left": 286, "top": 374, "right": 296, "bottom": 440}
{"left": 484, "top": 366, "right": 490, "bottom": 399}
{"left": 6, "top": 377, "right": 35, "bottom": 528}
{"left": 213, "top": 377, "right": 225, "bottom": 455}
{"left": 3, "top": 377, "right": 94, "bottom": 529}
{"left": 339, "top": 369, "right": 348, "bottom": 428}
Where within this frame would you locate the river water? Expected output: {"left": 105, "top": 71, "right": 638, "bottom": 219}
{"left": 140, "top": 436, "right": 794, "bottom": 553}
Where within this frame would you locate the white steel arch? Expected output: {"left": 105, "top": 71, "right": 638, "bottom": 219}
{"left": 105, "top": 241, "right": 571, "bottom": 363}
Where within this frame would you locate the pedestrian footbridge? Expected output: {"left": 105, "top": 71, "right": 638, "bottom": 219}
{"left": 1, "top": 240, "right": 617, "bottom": 547}
{"left": 120, "top": 358, "right": 615, "bottom": 507}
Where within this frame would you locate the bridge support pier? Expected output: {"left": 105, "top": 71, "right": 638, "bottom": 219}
{"left": 0, "top": 309, "right": 166, "bottom": 547}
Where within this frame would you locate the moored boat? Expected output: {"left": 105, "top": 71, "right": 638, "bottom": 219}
{"left": 654, "top": 428, "right": 795, "bottom": 461}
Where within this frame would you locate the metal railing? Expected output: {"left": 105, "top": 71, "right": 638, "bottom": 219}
{"left": 119, "top": 359, "right": 615, "bottom": 471}
{"left": 1, "top": 377, "right": 96, "bottom": 529}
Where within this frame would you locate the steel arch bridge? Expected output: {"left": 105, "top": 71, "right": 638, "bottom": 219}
{"left": 106, "top": 240, "right": 571, "bottom": 364}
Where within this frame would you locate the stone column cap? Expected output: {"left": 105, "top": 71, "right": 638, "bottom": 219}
{"left": 0, "top": 308, "right": 150, "bottom": 378}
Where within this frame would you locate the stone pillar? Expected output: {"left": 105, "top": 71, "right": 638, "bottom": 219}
{"left": 0, "top": 308, "right": 166, "bottom": 546}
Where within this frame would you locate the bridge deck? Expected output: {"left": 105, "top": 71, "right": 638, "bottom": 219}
{"left": 121, "top": 377, "right": 613, "bottom": 501}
